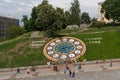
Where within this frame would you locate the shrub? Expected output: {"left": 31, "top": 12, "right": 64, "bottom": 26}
{"left": 7, "top": 26, "right": 24, "bottom": 39}
{"left": 96, "top": 21, "right": 104, "bottom": 28}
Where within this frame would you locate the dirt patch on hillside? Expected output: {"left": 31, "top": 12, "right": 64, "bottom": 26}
{"left": 8, "top": 40, "right": 30, "bottom": 53}
{"left": 8, "top": 37, "right": 50, "bottom": 54}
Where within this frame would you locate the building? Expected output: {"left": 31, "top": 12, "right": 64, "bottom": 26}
{"left": 0, "top": 16, "right": 19, "bottom": 38}
{"left": 98, "top": 2, "right": 113, "bottom": 23}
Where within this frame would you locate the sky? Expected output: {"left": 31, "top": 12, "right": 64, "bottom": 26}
{"left": 0, "top": 0, "right": 105, "bottom": 24}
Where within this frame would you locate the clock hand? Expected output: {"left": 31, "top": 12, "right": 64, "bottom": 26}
{"left": 60, "top": 45, "right": 68, "bottom": 53}
{"left": 66, "top": 45, "right": 73, "bottom": 48}
{"left": 64, "top": 47, "right": 70, "bottom": 53}
{"left": 60, "top": 45, "right": 66, "bottom": 53}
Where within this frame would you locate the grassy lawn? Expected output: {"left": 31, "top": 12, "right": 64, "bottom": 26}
{"left": 81, "top": 26, "right": 120, "bottom": 33}
{"left": 0, "top": 37, "right": 49, "bottom": 68}
{"left": 0, "top": 38, "right": 8, "bottom": 43}
{"left": 0, "top": 38, "right": 4, "bottom": 43}
{"left": 60, "top": 29, "right": 77, "bottom": 33}
{"left": 0, "top": 26, "right": 120, "bottom": 68}
{"left": 70, "top": 31, "right": 120, "bottom": 60}
{"left": 38, "top": 31, "right": 45, "bottom": 36}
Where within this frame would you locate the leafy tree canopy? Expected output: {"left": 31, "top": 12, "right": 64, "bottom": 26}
{"left": 21, "top": 0, "right": 82, "bottom": 35}
{"left": 91, "top": 17, "right": 97, "bottom": 27}
{"left": 29, "top": 7, "right": 38, "bottom": 31}
{"left": 22, "top": 15, "right": 31, "bottom": 32}
{"left": 101, "top": 0, "right": 120, "bottom": 24}
{"left": 81, "top": 12, "right": 91, "bottom": 24}
{"left": 35, "top": 0, "right": 65, "bottom": 36}
{"left": 70, "top": 0, "right": 81, "bottom": 26}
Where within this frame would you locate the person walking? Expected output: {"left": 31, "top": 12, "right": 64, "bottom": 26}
{"left": 53, "top": 65, "right": 58, "bottom": 72}
{"left": 78, "top": 63, "right": 81, "bottom": 69}
{"left": 53, "top": 65, "right": 55, "bottom": 71}
{"left": 66, "top": 65, "right": 69, "bottom": 70}
{"left": 55, "top": 65, "right": 58, "bottom": 72}
{"left": 64, "top": 68, "right": 66, "bottom": 74}
{"left": 69, "top": 70, "right": 72, "bottom": 77}
{"left": 27, "top": 68, "right": 30, "bottom": 74}
{"left": 31, "top": 66, "right": 35, "bottom": 72}
{"left": 109, "top": 61, "right": 112, "bottom": 67}
{"left": 72, "top": 70, "right": 75, "bottom": 78}
{"left": 17, "top": 68, "right": 20, "bottom": 73}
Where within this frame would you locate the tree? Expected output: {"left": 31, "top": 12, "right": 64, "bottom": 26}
{"left": 63, "top": 11, "right": 71, "bottom": 29}
{"left": 7, "top": 26, "right": 24, "bottom": 39}
{"left": 70, "top": 0, "right": 81, "bottom": 26}
{"left": 22, "top": 15, "right": 31, "bottom": 32}
{"left": 55, "top": 7, "right": 64, "bottom": 28}
{"left": 96, "top": 21, "right": 103, "bottom": 28}
{"left": 35, "top": 0, "right": 64, "bottom": 36}
{"left": 29, "top": 7, "right": 38, "bottom": 31}
{"left": 81, "top": 12, "right": 91, "bottom": 24}
{"left": 91, "top": 17, "right": 97, "bottom": 27}
{"left": 101, "top": 0, "right": 120, "bottom": 24}
{"left": 21, "top": 0, "right": 72, "bottom": 35}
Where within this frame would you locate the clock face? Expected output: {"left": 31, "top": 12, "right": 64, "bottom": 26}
{"left": 43, "top": 37, "right": 86, "bottom": 61}
{"left": 55, "top": 43, "right": 74, "bottom": 54}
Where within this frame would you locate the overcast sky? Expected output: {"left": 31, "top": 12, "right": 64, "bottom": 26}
{"left": 0, "top": 0, "right": 105, "bottom": 22}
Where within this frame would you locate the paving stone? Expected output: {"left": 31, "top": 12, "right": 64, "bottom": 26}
{"left": 15, "top": 70, "right": 120, "bottom": 80}
{"left": 0, "top": 62, "right": 120, "bottom": 80}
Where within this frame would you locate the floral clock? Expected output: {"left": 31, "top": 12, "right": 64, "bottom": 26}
{"left": 43, "top": 37, "right": 86, "bottom": 61}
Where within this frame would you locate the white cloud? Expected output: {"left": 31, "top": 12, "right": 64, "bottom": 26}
{"left": 0, "top": 0, "right": 105, "bottom": 22}
{"left": 31, "top": 0, "right": 42, "bottom": 6}
{"left": 17, "top": 8, "right": 24, "bottom": 12}
{"left": 80, "top": 0, "right": 105, "bottom": 7}
{"left": 19, "top": 3, "right": 25, "bottom": 5}
{"left": 4, "top": 0, "right": 12, "bottom": 3}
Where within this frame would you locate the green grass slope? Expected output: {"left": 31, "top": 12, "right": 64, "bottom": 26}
{"left": 0, "top": 27, "right": 120, "bottom": 68}
{"left": 70, "top": 31, "right": 120, "bottom": 60}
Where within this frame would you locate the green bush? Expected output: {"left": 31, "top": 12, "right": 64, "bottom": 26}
{"left": 90, "top": 18, "right": 97, "bottom": 27}
{"left": 7, "top": 26, "right": 24, "bottom": 39}
{"left": 96, "top": 21, "right": 104, "bottom": 28}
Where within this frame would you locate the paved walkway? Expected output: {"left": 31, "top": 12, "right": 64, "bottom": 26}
{"left": 0, "top": 62, "right": 119, "bottom": 80}
{"left": 30, "top": 31, "right": 39, "bottom": 38}
{"left": 17, "top": 70, "right": 120, "bottom": 80}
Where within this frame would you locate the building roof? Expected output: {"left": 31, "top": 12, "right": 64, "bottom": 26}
{"left": 0, "top": 13, "right": 18, "bottom": 20}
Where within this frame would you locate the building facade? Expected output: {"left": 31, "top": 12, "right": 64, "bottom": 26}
{"left": 0, "top": 16, "right": 19, "bottom": 38}
{"left": 98, "top": 2, "right": 112, "bottom": 23}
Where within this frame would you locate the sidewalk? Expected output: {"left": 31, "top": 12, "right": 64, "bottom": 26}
{"left": 30, "top": 31, "right": 39, "bottom": 38}
{"left": 0, "top": 62, "right": 119, "bottom": 80}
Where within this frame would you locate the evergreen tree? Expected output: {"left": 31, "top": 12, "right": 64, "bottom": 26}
{"left": 63, "top": 11, "right": 71, "bottom": 28}
{"left": 22, "top": 15, "right": 31, "bottom": 32}
{"left": 91, "top": 17, "right": 97, "bottom": 27}
{"left": 81, "top": 12, "right": 91, "bottom": 24}
{"left": 70, "top": 0, "right": 81, "bottom": 26}
{"left": 29, "top": 7, "right": 37, "bottom": 30}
